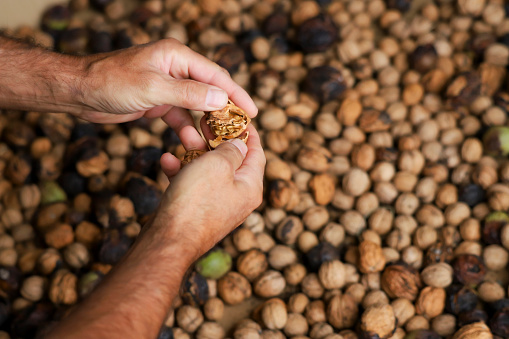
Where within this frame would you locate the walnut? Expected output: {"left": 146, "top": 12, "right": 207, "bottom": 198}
{"left": 176, "top": 305, "right": 204, "bottom": 333}
{"left": 358, "top": 240, "right": 386, "bottom": 273}
{"left": 318, "top": 260, "right": 346, "bottom": 289}
{"left": 261, "top": 298, "right": 288, "bottom": 330}
{"left": 20, "top": 275, "right": 46, "bottom": 302}
{"left": 254, "top": 270, "right": 286, "bottom": 298}
{"left": 205, "top": 100, "right": 250, "bottom": 148}
{"left": 361, "top": 304, "right": 396, "bottom": 338}
{"left": 49, "top": 269, "right": 78, "bottom": 305}
{"left": 196, "top": 321, "right": 225, "bottom": 339}
{"left": 326, "top": 292, "right": 358, "bottom": 329}
{"left": 237, "top": 249, "right": 268, "bottom": 282}
{"left": 381, "top": 263, "right": 421, "bottom": 300}
{"left": 415, "top": 286, "right": 446, "bottom": 319}
{"left": 217, "top": 271, "right": 252, "bottom": 305}
{"left": 181, "top": 149, "right": 207, "bottom": 167}
{"left": 452, "top": 322, "right": 492, "bottom": 339}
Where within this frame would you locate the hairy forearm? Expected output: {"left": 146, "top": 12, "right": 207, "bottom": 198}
{"left": 0, "top": 34, "right": 87, "bottom": 113}
{"left": 47, "top": 213, "right": 197, "bottom": 339}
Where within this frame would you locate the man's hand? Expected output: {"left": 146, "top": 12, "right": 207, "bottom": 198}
{"left": 153, "top": 124, "right": 265, "bottom": 257}
{"left": 46, "top": 126, "right": 265, "bottom": 339}
{"left": 0, "top": 36, "right": 257, "bottom": 152}
{"left": 79, "top": 39, "right": 257, "bottom": 150}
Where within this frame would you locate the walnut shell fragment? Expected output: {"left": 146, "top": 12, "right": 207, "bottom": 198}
{"left": 181, "top": 149, "right": 207, "bottom": 167}
{"left": 205, "top": 100, "right": 251, "bottom": 148}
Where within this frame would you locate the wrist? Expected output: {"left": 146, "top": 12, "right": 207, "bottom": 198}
{"left": 136, "top": 209, "right": 202, "bottom": 266}
{"left": 0, "top": 35, "right": 88, "bottom": 114}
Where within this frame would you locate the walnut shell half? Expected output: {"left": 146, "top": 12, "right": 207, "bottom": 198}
{"left": 205, "top": 100, "right": 251, "bottom": 148}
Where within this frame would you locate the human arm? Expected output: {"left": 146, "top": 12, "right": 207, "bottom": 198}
{"left": 0, "top": 34, "right": 257, "bottom": 150}
{"left": 46, "top": 125, "right": 265, "bottom": 339}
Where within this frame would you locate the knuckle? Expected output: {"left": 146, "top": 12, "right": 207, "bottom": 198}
{"left": 176, "top": 81, "right": 198, "bottom": 107}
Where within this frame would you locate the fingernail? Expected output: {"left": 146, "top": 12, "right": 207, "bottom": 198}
{"left": 228, "top": 139, "right": 248, "bottom": 157}
{"left": 206, "top": 88, "right": 228, "bottom": 109}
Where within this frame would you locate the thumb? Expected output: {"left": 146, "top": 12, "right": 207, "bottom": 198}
{"left": 212, "top": 139, "right": 248, "bottom": 171}
{"left": 158, "top": 78, "right": 228, "bottom": 111}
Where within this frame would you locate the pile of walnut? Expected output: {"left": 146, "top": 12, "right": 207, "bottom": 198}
{"left": 2, "top": 0, "right": 509, "bottom": 338}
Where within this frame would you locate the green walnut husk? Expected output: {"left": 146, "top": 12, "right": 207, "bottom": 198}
{"left": 78, "top": 271, "right": 103, "bottom": 297}
{"left": 485, "top": 211, "right": 509, "bottom": 223}
{"left": 195, "top": 249, "right": 232, "bottom": 280}
{"left": 483, "top": 126, "right": 509, "bottom": 156}
{"left": 40, "top": 181, "right": 67, "bottom": 205}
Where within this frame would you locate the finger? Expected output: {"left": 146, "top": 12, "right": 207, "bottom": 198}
{"left": 144, "top": 104, "right": 173, "bottom": 119}
{"left": 162, "top": 107, "right": 207, "bottom": 150}
{"left": 199, "top": 115, "right": 215, "bottom": 144}
{"left": 235, "top": 125, "right": 266, "bottom": 185}
{"left": 160, "top": 152, "right": 181, "bottom": 178}
{"left": 212, "top": 139, "right": 248, "bottom": 171}
{"left": 170, "top": 46, "right": 258, "bottom": 118}
{"left": 154, "top": 75, "right": 229, "bottom": 112}
{"left": 78, "top": 110, "right": 145, "bottom": 124}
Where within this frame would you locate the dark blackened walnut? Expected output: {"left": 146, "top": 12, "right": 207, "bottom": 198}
{"left": 59, "top": 171, "right": 86, "bottom": 197}
{"left": 404, "top": 330, "right": 441, "bottom": 339}
{"left": 490, "top": 309, "right": 509, "bottom": 337}
{"left": 182, "top": 271, "right": 209, "bottom": 306}
{"left": 130, "top": 7, "right": 155, "bottom": 27}
{"left": 124, "top": 175, "right": 162, "bottom": 216}
{"left": 41, "top": 5, "right": 70, "bottom": 33}
{"left": 213, "top": 44, "right": 245, "bottom": 74}
{"left": 446, "top": 72, "right": 481, "bottom": 107}
{"left": 482, "top": 211, "right": 509, "bottom": 244}
{"left": 298, "top": 14, "right": 338, "bottom": 54}
{"left": 10, "top": 302, "right": 54, "bottom": 339}
{"left": 453, "top": 254, "right": 486, "bottom": 286}
{"left": 469, "top": 33, "right": 496, "bottom": 60}
{"left": 304, "top": 66, "right": 346, "bottom": 103}
{"left": 263, "top": 12, "right": 289, "bottom": 36}
{"left": 457, "top": 309, "right": 488, "bottom": 327}
{"left": 59, "top": 27, "right": 89, "bottom": 55}
{"left": 90, "top": 30, "right": 113, "bottom": 54}
{"left": 386, "top": 0, "right": 411, "bottom": 12}
{"left": 305, "top": 242, "right": 339, "bottom": 272}
{"left": 128, "top": 146, "right": 162, "bottom": 178}
{"left": 0, "top": 298, "right": 8, "bottom": 327}
{"left": 446, "top": 285, "right": 478, "bottom": 315}
{"left": 409, "top": 44, "right": 438, "bottom": 74}
{"left": 0, "top": 266, "right": 22, "bottom": 298}
{"left": 458, "top": 184, "right": 485, "bottom": 207}
{"left": 98, "top": 230, "right": 133, "bottom": 265}
{"left": 90, "top": 0, "right": 113, "bottom": 10}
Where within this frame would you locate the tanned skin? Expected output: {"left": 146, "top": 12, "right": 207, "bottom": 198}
{"left": 0, "top": 35, "right": 265, "bottom": 339}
